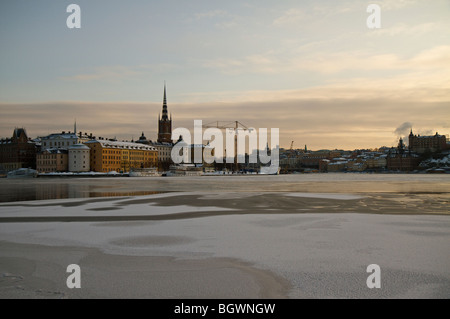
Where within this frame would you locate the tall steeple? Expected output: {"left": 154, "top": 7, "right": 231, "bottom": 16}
{"left": 74, "top": 119, "right": 77, "bottom": 135}
{"left": 157, "top": 82, "right": 173, "bottom": 144}
{"left": 162, "top": 82, "right": 168, "bottom": 121}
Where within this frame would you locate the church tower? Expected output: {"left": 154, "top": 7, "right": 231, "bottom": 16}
{"left": 157, "top": 83, "right": 172, "bottom": 143}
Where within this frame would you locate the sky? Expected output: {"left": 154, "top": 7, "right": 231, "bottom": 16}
{"left": 0, "top": 0, "right": 449, "bottom": 150}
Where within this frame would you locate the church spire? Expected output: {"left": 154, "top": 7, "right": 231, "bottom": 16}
{"left": 162, "top": 82, "right": 168, "bottom": 121}
{"left": 157, "top": 82, "right": 173, "bottom": 144}
{"left": 74, "top": 119, "right": 77, "bottom": 135}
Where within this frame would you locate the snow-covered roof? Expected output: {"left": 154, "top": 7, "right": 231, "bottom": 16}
{"left": 42, "top": 133, "right": 78, "bottom": 139}
{"left": 69, "top": 144, "right": 90, "bottom": 150}
{"left": 39, "top": 148, "right": 68, "bottom": 154}
{"left": 85, "top": 140, "right": 156, "bottom": 151}
{"left": 413, "top": 134, "right": 445, "bottom": 139}
{"left": 151, "top": 142, "right": 174, "bottom": 147}
{"left": 329, "top": 161, "right": 347, "bottom": 165}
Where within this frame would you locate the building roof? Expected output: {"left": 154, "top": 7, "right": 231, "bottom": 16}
{"left": 69, "top": 144, "right": 90, "bottom": 150}
{"left": 85, "top": 139, "right": 157, "bottom": 151}
{"left": 13, "top": 128, "right": 27, "bottom": 139}
{"left": 39, "top": 148, "right": 68, "bottom": 154}
{"left": 150, "top": 141, "right": 174, "bottom": 147}
{"left": 42, "top": 133, "right": 78, "bottom": 139}
{"left": 410, "top": 130, "right": 445, "bottom": 139}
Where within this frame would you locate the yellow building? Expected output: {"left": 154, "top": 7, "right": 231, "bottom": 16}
{"left": 36, "top": 149, "right": 68, "bottom": 173}
{"left": 85, "top": 140, "right": 157, "bottom": 173}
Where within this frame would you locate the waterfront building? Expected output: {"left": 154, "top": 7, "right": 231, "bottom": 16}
{"left": 136, "top": 132, "right": 173, "bottom": 171}
{"left": 365, "top": 156, "right": 387, "bottom": 169}
{"left": 0, "top": 128, "right": 37, "bottom": 171}
{"left": 68, "top": 144, "right": 90, "bottom": 172}
{"left": 85, "top": 139, "right": 157, "bottom": 173}
{"left": 40, "top": 131, "right": 93, "bottom": 151}
{"left": 36, "top": 148, "right": 68, "bottom": 173}
{"left": 152, "top": 142, "right": 173, "bottom": 171}
{"left": 387, "top": 138, "right": 420, "bottom": 171}
{"left": 299, "top": 152, "right": 330, "bottom": 168}
{"left": 409, "top": 130, "right": 447, "bottom": 154}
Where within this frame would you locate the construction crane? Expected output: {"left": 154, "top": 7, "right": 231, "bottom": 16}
{"left": 203, "top": 121, "right": 250, "bottom": 172}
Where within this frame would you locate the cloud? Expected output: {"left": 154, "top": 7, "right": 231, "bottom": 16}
{"left": 200, "top": 45, "right": 450, "bottom": 103}
{"left": 394, "top": 122, "right": 413, "bottom": 137}
{"left": 203, "top": 45, "right": 450, "bottom": 76}
{"left": 1, "top": 95, "right": 448, "bottom": 151}
{"left": 368, "top": 22, "right": 441, "bottom": 37}
{"left": 61, "top": 64, "right": 179, "bottom": 82}
{"left": 61, "top": 66, "right": 141, "bottom": 82}
{"left": 273, "top": 8, "right": 306, "bottom": 26}
{"left": 377, "top": 0, "right": 418, "bottom": 10}
{"left": 195, "top": 10, "right": 227, "bottom": 20}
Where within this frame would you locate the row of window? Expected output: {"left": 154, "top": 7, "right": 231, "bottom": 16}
{"left": 38, "top": 155, "right": 62, "bottom": 159}
{"left": 38, "top": 168, "right": 61, "bottom": 172}
{"left": 99, "top": 161, "right": 157, "bottom": 165}
{"left": 37, "top": 161, "right": 64, "bottom": 165}
{"left": 43, "top": 141, "right": 77, "bottom": 147}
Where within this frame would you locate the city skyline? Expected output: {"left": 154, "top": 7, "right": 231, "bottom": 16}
{"left": 1, "top": 0, "right": 449, "bottom": 149}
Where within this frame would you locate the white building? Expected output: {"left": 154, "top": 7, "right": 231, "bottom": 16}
{"left": 153, "top": 143, "right": 173, "bottom": 163}
{"left": 69, "top": 144, "right": 90, "bottom": 172}
{"left": 41, "top": 132, "right": 92, "bottom": 151}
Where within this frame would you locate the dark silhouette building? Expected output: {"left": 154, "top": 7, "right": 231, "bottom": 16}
{"left": 0, "top": 128, "right": 37, "bottom": 171}
{"left": 408, "top": 129, "right": 447, "bottom": 154}
{"left": 387, "top": 137, "right": 419, "bottom": 171}
{"left": 158, "top": 84, "right": 172, "bottom": 144}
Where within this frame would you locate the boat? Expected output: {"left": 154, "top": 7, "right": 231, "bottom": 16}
{"left": 168, "top": 164, "right": 203, "bottom": 176}
{"left": 7, "top": 168, "right": 37, "bottom": 178}
{"left": 129, "top": 167, "right": 161, "bottom": 177}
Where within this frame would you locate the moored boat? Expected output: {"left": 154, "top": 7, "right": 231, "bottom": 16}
{"left": 7, "top": 168, "right": 37, "bottom": 178}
